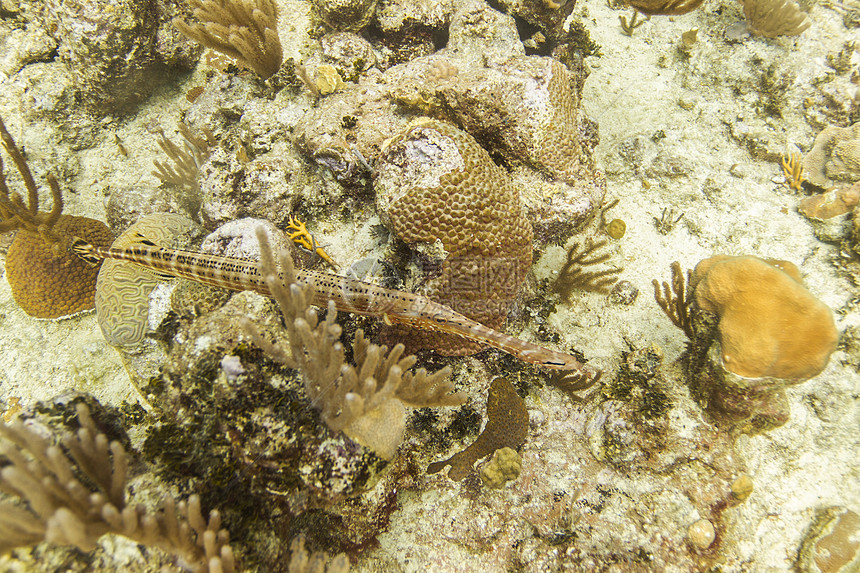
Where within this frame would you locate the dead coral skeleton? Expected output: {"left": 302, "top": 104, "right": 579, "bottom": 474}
{"left": 0, "top": 403, "right": 234, "bottom": 572}
{"left": 174, "top": 0, "right": 284, "bottom": 79}
{"left": 741, "top": 0, "right": 811, "bottom": 37}
{"left": 242, "top": 228, "right": 465, "bottom": 460}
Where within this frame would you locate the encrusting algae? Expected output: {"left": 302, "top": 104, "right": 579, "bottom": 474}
{"left": 428, "top": 377, "right": 529, "bottom": 481}
{"left": 0, "top": 117, "right": 113, "bottom": 319}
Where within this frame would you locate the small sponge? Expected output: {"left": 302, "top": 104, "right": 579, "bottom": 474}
{"left": 691, "top": 255, "right": 838, "bottom": 380}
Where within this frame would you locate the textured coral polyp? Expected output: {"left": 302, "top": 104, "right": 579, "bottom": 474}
{"left": 6, "top": 215, "right": 113, "bottom": 319}
{"left": 691, "top": 255, "right": 838, "bottom": 380}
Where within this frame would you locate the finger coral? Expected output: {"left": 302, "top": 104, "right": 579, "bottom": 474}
{"left": 0, "top": 402, "right": 235, "bottom": 572}
{"left": 245, "top": 227, "right": 465, "bottom": 460}
{"left": 0, "top": 117, "right": 113, "bottom": 319}
{"left": 690, "top": 255, "right": 837, "bottom": 380}
{"left": 375, "top": 119, "right": 533, "bottom": 356}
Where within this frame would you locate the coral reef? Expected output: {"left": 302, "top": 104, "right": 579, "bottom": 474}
{"left": 287, "top": 535, "right": 350, "bottom": 573}
{"left": 782, "top": 151, "right": 807, "bottom": 191}
{"left": 626, "top": 0, "right": 706, "bottom": 15}
{"left": 152, "top": 122, "right": 215, "bottom": 198}
{"left": 93, "top": 212, "right": 203, "bottom": 389}
{"left": 494, "top": 0, "right": 577, "bottom": 41}
{"left": 652, "top": 260, "right": 694, "bottom": 339}
{"left": 798, "top": 182, "right": 860, "bottom": 220}
{"left": 95, "top": 213, "right": 202, "bottom": 349}
{"left": 42, "top": 0, "right": 177, "bottom": 112}
{"left": 295, "top": 1, "right": 605, "bottom": 237}
{"left": 479, "top": 446, "right": 523, "bottom": 489}
{"left": 1, "top": 117, "right": 113, "bottom": 319}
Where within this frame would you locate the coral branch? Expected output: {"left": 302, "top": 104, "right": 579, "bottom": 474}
{"left": 244, "top": 228, "right": 465, "bottom": 460}
{"left": 174, "top": 0, "right": 283, "bottom": 79}
{"left": 652, "top": 261, "right": 694, "bottom": 339}
{"left": 0, "top": 403, "right": 235, "bottom": 572}
{"left": 553, "top": 238, "right": 622, "bottom": 299}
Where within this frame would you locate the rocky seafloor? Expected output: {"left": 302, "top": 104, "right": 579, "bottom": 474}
{"left": 0, "top": 0, "right": 858, "bottom": 571}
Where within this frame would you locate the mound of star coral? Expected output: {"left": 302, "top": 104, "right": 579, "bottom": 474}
{"left": 804, "top": 122, "right": 860, "bottom": 188}
{"left": 0, "top": 117, "right": 113, "bottom": 319}
{"left": 375, "top": 119, "right": 533, "bottom": 356}
{"left": 671, "top": 255, "right": 841, "bottom": 433}
{"left": 690, "top": 255, "right": 838, "bottom": 381}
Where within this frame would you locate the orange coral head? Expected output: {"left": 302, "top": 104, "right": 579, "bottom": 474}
{"left": 691, "top": 255, "right": 838, "bottom": 380}
{"left": 6, "top": 215, "right": 113, "bottom": 318}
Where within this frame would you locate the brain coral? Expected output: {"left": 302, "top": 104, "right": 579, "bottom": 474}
{"left": 95, "top": 213, "right": 200, "bottom": 347}
{"left": 691, "top": 255, "right": 838, "bottom": 380}
{"left": 375, "top": 119, "right": 533, "bottom": 355}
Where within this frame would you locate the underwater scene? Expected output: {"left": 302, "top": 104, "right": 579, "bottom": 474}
{"left": 0, "top": 0, "right": 859, "bottom": 571}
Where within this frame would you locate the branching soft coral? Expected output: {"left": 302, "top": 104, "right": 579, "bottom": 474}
{"left": 0, "top": 116, "right": 113, "bottom": 318}
{"left": 0, "top": 403, "right": 234, "bottom": 571}
{"left": 243, "top": 228, "right": 465, "bottom": 460}
{"left": 174, "top": 0, "right": 283, "bottom": 78}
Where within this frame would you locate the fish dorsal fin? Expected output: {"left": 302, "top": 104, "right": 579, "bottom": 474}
{"left": 129, "top": 232, "right": 159, "bottom": 248}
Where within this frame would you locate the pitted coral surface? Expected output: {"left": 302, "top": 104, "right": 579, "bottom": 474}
{"left": 375, "top": 119, "right": 533, "bottom": 355}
